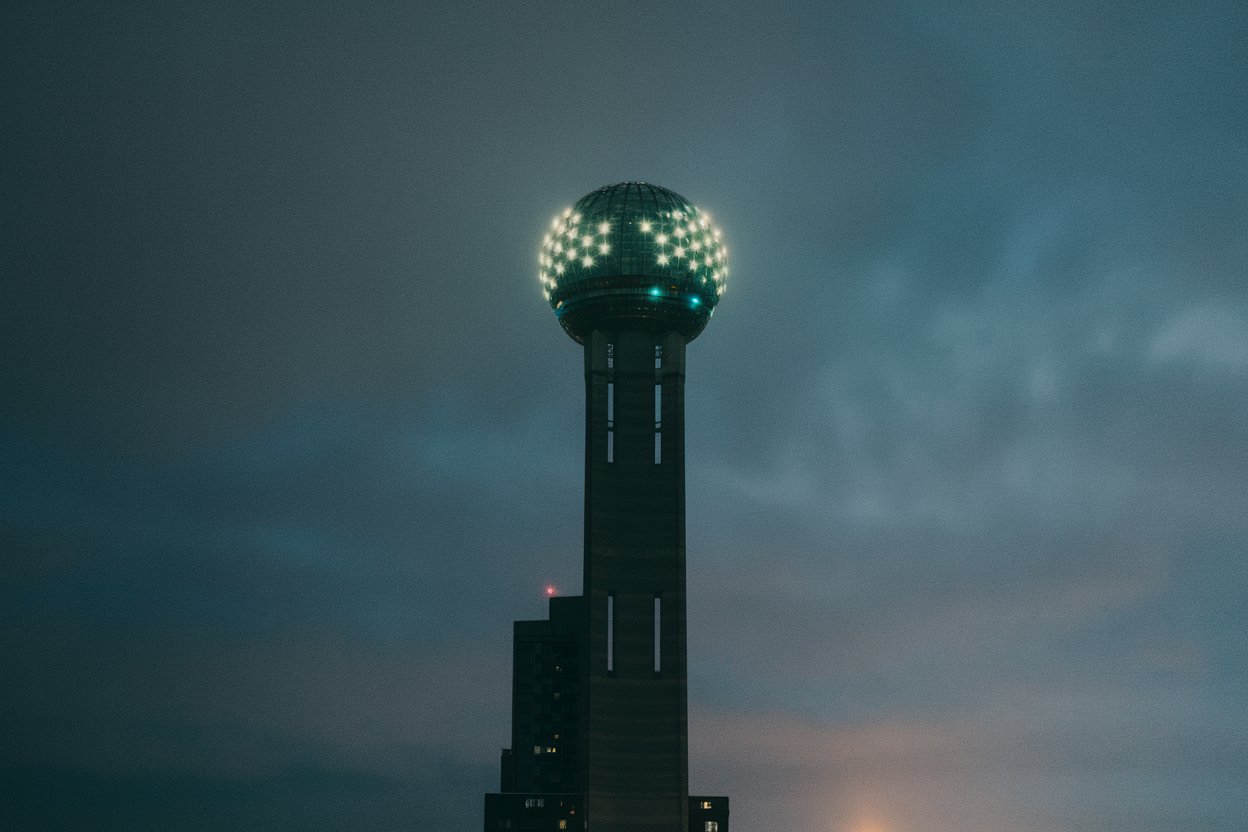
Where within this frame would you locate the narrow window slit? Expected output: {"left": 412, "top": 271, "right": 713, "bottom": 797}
{"left": 653, "top": 595, "right": 662, "bottom": 673}
{"left": 654, "top": 383, "right": 662, "bottom": 464}
{"left": 607, "top": 594, "right": 615, "bottom": 673}
{"left": 607, "top": 382, "right": 614, "bottom": 462}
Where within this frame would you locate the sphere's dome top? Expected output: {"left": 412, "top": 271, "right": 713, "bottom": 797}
{"left": 539, "top": 182, "right": 728, "bottom": 343}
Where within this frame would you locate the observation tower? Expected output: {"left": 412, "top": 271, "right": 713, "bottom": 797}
{"left": 485, "top": 183, "right": 730, "bottom": 832}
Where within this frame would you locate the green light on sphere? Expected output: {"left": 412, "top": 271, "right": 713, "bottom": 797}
{"left": 538, "top": 182, "right": 728, "bottom": 343}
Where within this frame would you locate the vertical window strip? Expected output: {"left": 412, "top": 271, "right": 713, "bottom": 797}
{"left": 654, "top": 383, "right": 662, "bottom": 464}
{"left": 607, "top": 381, "right": 614, "bottom": 463}
{"left": 607, "top": 593, "right": 615, "bottom": 673}
{"left": 653, "top": 595, "right": 662, "bottom": 673}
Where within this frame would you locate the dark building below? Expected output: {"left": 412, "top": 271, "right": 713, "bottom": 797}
{"left": 483, "top": 596, "right": 728, "bottom": 832}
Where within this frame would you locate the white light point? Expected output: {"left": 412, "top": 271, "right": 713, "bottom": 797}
{"left": 657, "top": 254, "right": 669, "bottom": 265}
{"left": 639, "top": 220, "right": 652, "bottom": 233}
{"left": 598, "top": 221, "right": 610, "bottom": 234}
{"left": 599, "top": 243, "right": 610, "bottom": 255}
{"left": 582, "top": 256, "right": 593, "bottom": 267}
{"left": 581, "top": 235, "right": 592, "bottom": 247}
{"left": 674, "top": 246, "right": 685, "bottom": 258}
{"left": 555, "top": 263, "right": 565, "bottom": 274}
{"left": 655, "top": 233, "right": 668, "bottom": 245}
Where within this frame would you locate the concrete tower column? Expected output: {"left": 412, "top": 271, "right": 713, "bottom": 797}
{"left": 582, "top": 328, "right": 688, "bottom": 831}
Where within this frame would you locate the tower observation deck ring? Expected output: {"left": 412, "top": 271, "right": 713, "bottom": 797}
{"left": 538, "top": 182, "right": 728, "bottom": 343}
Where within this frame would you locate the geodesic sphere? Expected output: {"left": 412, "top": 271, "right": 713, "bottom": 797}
{"left": 538, "top": 182, "right": 727, "bottom": 343}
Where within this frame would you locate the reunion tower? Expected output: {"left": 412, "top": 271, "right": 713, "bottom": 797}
{"left": 485, "top": 182, "right": 730, "bottom": 832}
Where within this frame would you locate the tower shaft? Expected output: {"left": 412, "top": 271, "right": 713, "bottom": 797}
{"left": 582, "top": 329, "right": 688, "bottom": 832}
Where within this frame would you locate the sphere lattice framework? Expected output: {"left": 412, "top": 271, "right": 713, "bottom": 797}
{"left": 539, "top": 182, "right": 728, "bottom": 343}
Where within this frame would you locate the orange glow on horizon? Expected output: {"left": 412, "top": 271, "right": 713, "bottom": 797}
{"left": 846, "top": 812, "right": 890, "bottom": 832}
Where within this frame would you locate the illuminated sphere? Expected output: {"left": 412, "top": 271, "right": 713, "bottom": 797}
{"left": 538, "top": 182, "right": 728, "bottom": 343}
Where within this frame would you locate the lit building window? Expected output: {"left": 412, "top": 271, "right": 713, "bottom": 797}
{"left": 700, "top": 800, "right": 712, "bottom": 809}
{"left": 705, "top": 823, "right": 718, "bottom": 832}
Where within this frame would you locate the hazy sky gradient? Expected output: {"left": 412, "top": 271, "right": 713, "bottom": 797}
{"left": 4, "top": 1, "right": 1246, "bottom": 830}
